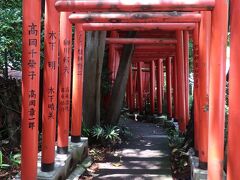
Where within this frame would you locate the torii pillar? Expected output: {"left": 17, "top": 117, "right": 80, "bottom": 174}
{"left": 21, "top": 0, "right": 41, "bottom": 178}
{"left": 71, "top": 24, "right": 85, "bottom": 143}
{"left": 41, "top": 0, "right": 59, "bottom": 172}
{"left": 176, "top": 31, "right": 186, "bottom": 132}
{"left": 137, "top": 62, "right": 144, "bottom": 114}
{"left": 208, "top": 0, "right": 228, "bottom": 178}
{"left": 128, "top": 65, "right": 134, "bottom": 113}
{"left": 193, "top": 23, "right": 200, "bottom": 153}
{"left": 57, "top": 12, "right": 72, "bottom": 154}
{"left": 173, "top": 57, "right": 178, "bottom": 121}
{"left": 183, "top": 31, "right": 190, "bottom": 124}
{"left": 227, "top": 0, "right": 240, "bottom": 178}
{"left": 198, "top": 11, "right": 211, "bottom": 169}
{"left": 166, "top": 57, "right": 172, "bottom": 119}
{"left": 156, "top": 59, "right": 163, "bottom": 115}
{"left": 150, "top": 60, "right": 156, "bottom": 114}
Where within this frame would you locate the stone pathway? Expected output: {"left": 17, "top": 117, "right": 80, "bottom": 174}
{"left": 94, "top": 118, "right": 172, "bottom": 180}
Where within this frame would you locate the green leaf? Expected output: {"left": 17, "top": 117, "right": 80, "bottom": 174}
{"left": 10, "top": 152, "right": 21, "bottom": 165}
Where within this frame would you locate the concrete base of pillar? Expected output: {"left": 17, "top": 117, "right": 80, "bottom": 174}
{"left": 16, "top": 137, "right": 89, "bottom": 180}
{"left": 37, "top": 137, "right": 89, "bottom": 180}
{"left": 189, "top": 153, "right": 207, "bottom": 180}
{"left": 189, "top": 149, "right": 226, "bottom": 180}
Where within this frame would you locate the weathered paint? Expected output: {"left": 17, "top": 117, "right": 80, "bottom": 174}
{"left": 69, "top": 12, "right": 201, "bottom": 23}
{"left": 55, "top": 0, "right": 215, "bottom": 12}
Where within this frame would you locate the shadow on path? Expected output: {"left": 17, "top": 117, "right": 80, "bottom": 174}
{"left": 94, "top": 118, "right": 172, "bottom": 180}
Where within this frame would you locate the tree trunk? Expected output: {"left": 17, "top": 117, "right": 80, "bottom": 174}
{"left": 106, "top": 31, "right": 136, "bottom": 125}
{"left": 83, "top": 31, "right": 106, "bottom": 128}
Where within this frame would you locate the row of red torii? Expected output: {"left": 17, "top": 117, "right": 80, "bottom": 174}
{"left": 109, "top": 31, "right": 190, "bottom": 121}
{"left": 21, "top": 0, "right": 240, "bottom": 180}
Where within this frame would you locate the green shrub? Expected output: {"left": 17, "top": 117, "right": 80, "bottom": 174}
{"left": 0, "top": 151, "right": 10, "bottom": 169}
{"left": 92, "top": 126, "right": 105, "bottom": 140}
{"left": 82, "top": 125, "right": 130, "bottom": 147}
{"left": 104, "top": 125, "right": 120, "bottom": 143}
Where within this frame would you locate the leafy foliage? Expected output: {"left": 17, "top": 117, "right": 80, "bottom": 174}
{"left": 92, "top": 126, "right": 105, "bottom": 140}
{"left": 0, "top": 0, "right": 22, "bottom": 70}
{"left": 82, "top": 125, "right": 131, "bottom": 147}
{"left": 0, "top": 151, "right": 10, "bottom": 169}
{"left": 104, "top": 125, "right": 120, "bottom": 142}
{"left": 0, "top": 150, "right": 20, "bottom": 170}
{"left": 164, "top": 117, "right": 193, "bottom": 179}
{"left": 9, "top": 152, "right": 21, "bottom": 166}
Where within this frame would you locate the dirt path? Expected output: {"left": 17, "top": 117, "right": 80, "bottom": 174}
{"left": 94, "top": 118, "right": 172, "bottom": 180}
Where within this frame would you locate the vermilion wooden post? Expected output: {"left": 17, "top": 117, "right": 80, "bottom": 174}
{"left": 150, "top": 61, "right": 155, "bottom": 114}
{"left": 161, "top": 60, "right": 165, "bottom": 102}
{"left": 156, "top": 59, "right": 162, "bottom": 115}
{"left": 142, "top": 64, "right": 150, "bottom": 107}
{"left": 134, "top": 69, "right": 138, "bottom": 111}
{"left": 166, "top": 57, "right": 172, "bottom": 119}
{"left": 128, "top": 65, "right": 134, "bottom": 113}
{"left": 198, "top": 11, "right": 211, "bottom": 168}
{"left": 21, "top": 0, "right": 41, "bottom": 178}
{"left": 57, "top": 12, "right": 72, "bottom": 154}
{"left": 41, "top": 0, "right": 60, "bottom": 172}
{"left": 176, "top": 31, "right": 186, "bottom": 132}
{"left": 193, "top": 23, "right": 200, "bottom": 153}
{"left": 173, "top": 57, "right": 178, "bottom": 121}
{"left": 137, "top": 62, "right": 144, "bottom": 114}
{"left": 208, "top": 0, "right": 228, "bottom": 178}
{"left": 71, "top": 24, "right": 85, "bottom": 143}
{"left": 227, "top": 1, "right": 240, "bottom": 178}
{"left": 171, "top": 59, "right": 175, "bottom": 117}
{"left": 183, "top": 31, "right": 189, "bottom": 124}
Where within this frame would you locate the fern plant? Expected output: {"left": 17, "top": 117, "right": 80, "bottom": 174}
{"left": 104, "top": 125, "right": 120, "bottom": 142}
{"left": 0, "top": 151, "right": 10, "bottom": 169}
{"left": 10, "top": 152, "right": 21, "bottom": 166}
{"left": 92, "top": 126, "right": 105, "bottom": 140}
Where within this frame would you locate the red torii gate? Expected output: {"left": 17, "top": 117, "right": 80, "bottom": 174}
{"left": 21, "top": 9, "right": 195, "bottom": 179}
{"left": 21, "top": 0, "right": 231, "bottom": 179}
{"left": 108, "top": 33, "right": 177, "bottom": 114}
